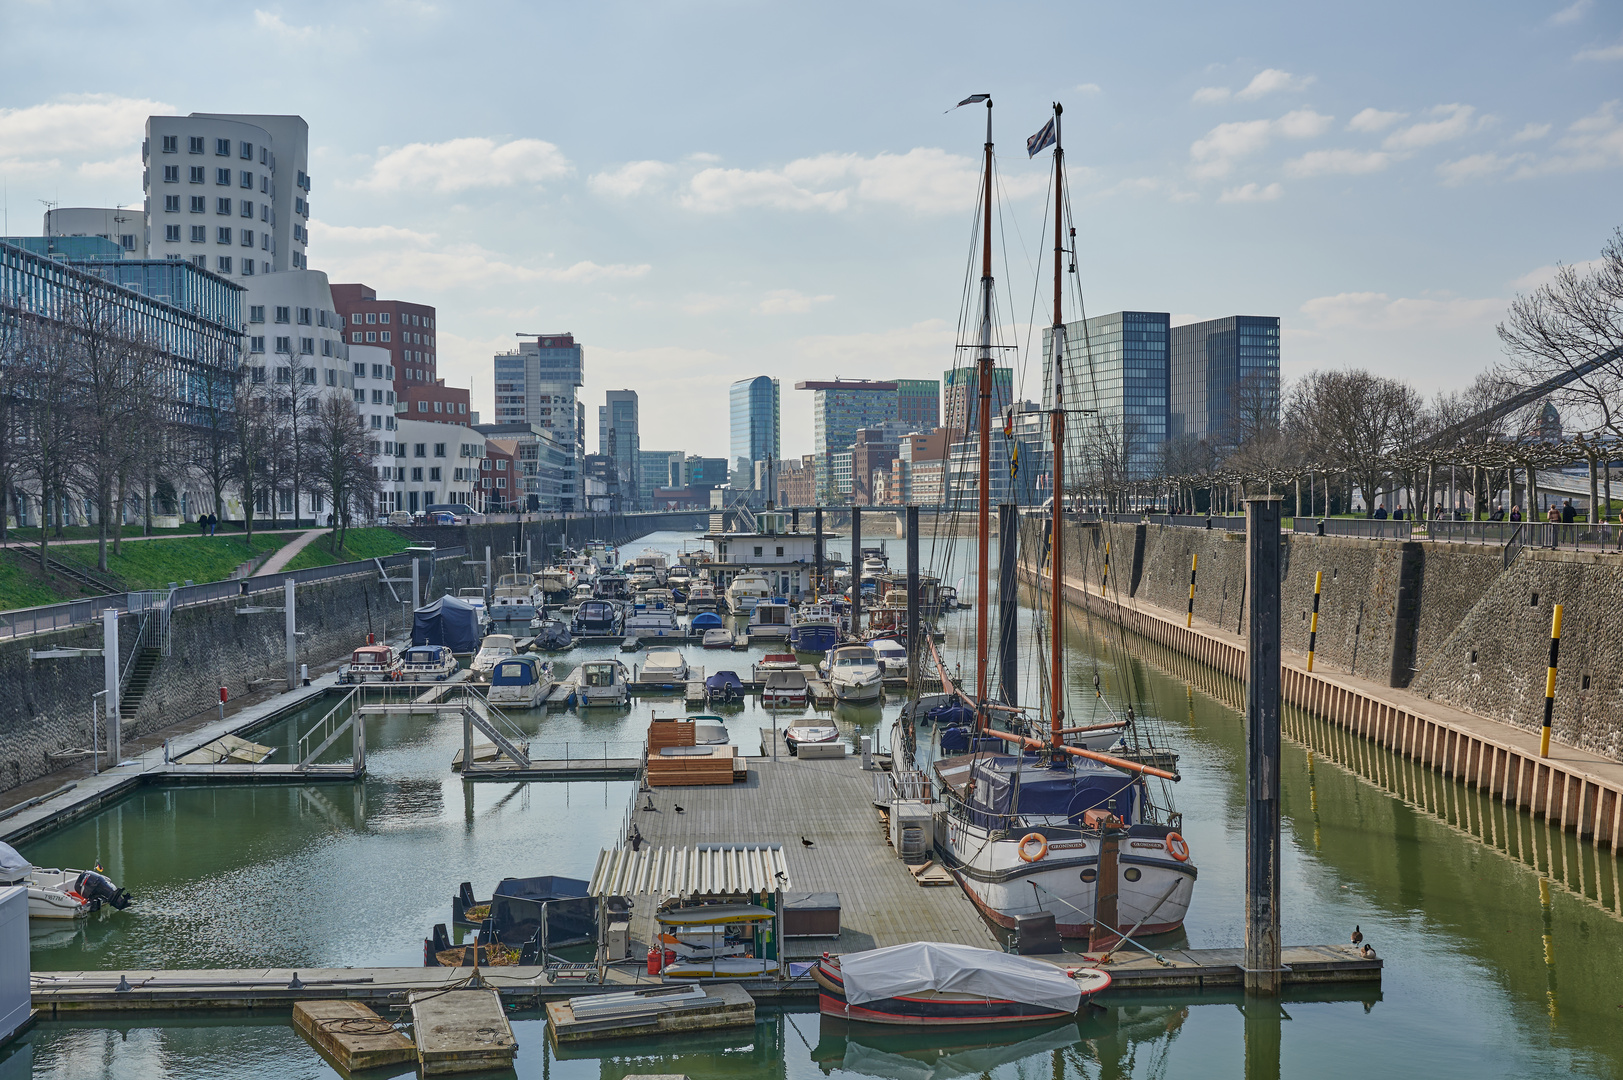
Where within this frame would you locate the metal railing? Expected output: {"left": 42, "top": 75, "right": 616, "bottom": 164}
{"left": 1437, "top": 518, "right": 1623, "bottom": 553}
{"left": 532, "top": 740, "right": 645, "bottom": 766}
{"left": 1148, "top": 514, "right": 1247, "bottom": 531}
{"left": 1293, "top": 518, "right": 1414, "bottom": 540}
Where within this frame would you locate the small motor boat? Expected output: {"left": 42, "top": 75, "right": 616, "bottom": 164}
{"left": 784, "top": 720, "right": 838, "bottom": 755}
{"left": 702, "top": 628, "right": 733, "bottom": 650}
{"left": 763, "top": 668, "right": 809, "bottom": 707}
{"left": 690, "top": 611, "right": 725, "bottom": 633}
{"left": 528, "top": 617, "right": 573, "bottom": 652}
{"left": 0, "top": 843, "right": 131, "bottom": 920}
{"left": 705, "top": 670, "right": 744, "bottom": 704}
{"left": 399, "top": 644, "right": 457, "bottom": 681}
{"left": 813, "top": 942, "right": 1108, "bottom": 1026}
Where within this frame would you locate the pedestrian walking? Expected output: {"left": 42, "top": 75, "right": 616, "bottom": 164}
{"left": 1510, "top": 505, "right": 1523, "bottom": 522}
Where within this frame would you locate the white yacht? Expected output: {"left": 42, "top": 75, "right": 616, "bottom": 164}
{"left": 471, "top": 634, "right": 517, "bottom": 679}
{"left": 623, "top": 605, "right": 681, "bottom": 640}
{"left": 638, "top": 648, "right": 691, "bottom": 686}
{"left": 747, "top": 600, "right": 792, "bottom": 640}
{"left": 487, "top": 654, "right": 551, "bottom": 708}
{"left": 571, "top": 659, "right": 631, "bottom": 707}
{"left": 870, "top": 637, "right": 907, "bottom": 677}
{"left": 685, "top": 580, "right": 720, "bottom": 613}
{"left": 822, "top": 644, "right": 883, "bottom": 703}
{"left": 725, "top": 572, "right": 772, "bottom": 615}
{"left": 490, "top": 571, "right": 541, "bottom": 622}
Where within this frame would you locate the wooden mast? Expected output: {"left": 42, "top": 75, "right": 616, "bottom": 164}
{"left": 975, "top": 96, "right": 994, "bottom": 715}
{"left": 1049, "top": 102, "right": 1066, "bottom": 751}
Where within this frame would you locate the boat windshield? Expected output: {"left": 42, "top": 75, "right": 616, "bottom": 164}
{"left": 836, "top": 651, "right": 875, "bottom": 666}
{"left": 584, "top": 664, "right": 618, "bottom": 687}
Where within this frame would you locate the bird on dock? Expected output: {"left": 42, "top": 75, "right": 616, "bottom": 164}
{"left": 801, "top": 836, "right": 815, "bottom": 848}
{"left": 1351, "top": 925, "right": 1363, "bottom": 946}
{"left": 1360, "top": 943, "right": 1377, "bottom": 960}
{"left": 675, "top": 804, "right": 685, "bottom": 814}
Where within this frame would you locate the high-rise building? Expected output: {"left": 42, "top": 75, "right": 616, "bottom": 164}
{"left": 330, "top": 283, "right": 466, "bottom": 423}
{"left": 942, "top": 366, "right": 1014, "bottom": 437}
{"left": 143, "top": 113, "right": 311, "bottom": 279}
{"left": 895, "top": 378, "right": 940, "bottom": 430}
{"left": 492, "top": 334, "right": 584, "bottom": 509}
{"left": 795, "top": 378, "right": 899, "bottom": 501}
{"left": 729, "top": 376, "right": 780, "bottom": 489}
{"left": 598, "top": 389, "right": 641, "bottom": 507}
{"left": 639, "top": 450, "right": 684, "bottom": 505}
{"left": 1169, "top": 316, "right": 1281, "bottom": 447}
{"left": 1043, "top": 311, "right": 1170, "bottom": 481}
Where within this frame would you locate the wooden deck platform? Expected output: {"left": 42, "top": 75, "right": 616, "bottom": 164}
{"left": 410, "top": 987, "right": 516, "bottom": 1074}
{"left": 156, "top": 762, "right": 363, "bottom": 783}
{"left": 630, "top": 751, "right": 996, "bottom": 957}
{"left": 459, "top": 756, "right": 643, "bottom": 781}
{"left": 292, "top": 999, "right": 415, "bottom": 1071}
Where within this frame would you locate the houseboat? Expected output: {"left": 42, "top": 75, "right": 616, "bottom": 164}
{"left": 747, "top": 600, "right": 793, "bottom": 640}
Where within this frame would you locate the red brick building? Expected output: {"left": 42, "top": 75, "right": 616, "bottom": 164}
{"left": 331, "top": 282, "right": 470, "bottom": 423}
{"left": 478, "top": 441, "right": 517, "bottom": 512}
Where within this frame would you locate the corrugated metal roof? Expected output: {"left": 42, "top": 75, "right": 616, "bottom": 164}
{"left": 589, "top": 845, "right": 792, "bottom": 898}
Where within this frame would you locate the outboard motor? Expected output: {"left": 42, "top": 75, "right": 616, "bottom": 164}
{"left": 75, "top": 869, "right": 132, "bottom": 911}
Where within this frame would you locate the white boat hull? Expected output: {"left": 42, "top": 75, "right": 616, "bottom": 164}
{"left": 488, "top": 684, "right": 545, "bottom": 708}
{"left": 830, "top": 673, "right": 882, "bottom": 703}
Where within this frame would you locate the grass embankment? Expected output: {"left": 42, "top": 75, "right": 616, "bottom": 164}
{"left": 48, "top": 533, "right": 293, "bottom": 591}
{"left": 0, "top": 554, "right": 102, "bottom": 610}
{"left": 280, "top": 527, "right": 411, "bottom": 571}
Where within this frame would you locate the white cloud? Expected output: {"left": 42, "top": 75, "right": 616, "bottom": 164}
{"left": 252, "top": 10, "right": 318, "bottom": 41}
{"left": 1511, "top": 122, "right": 1552, "bottom": 142}
{"left": 1436, "top": 152, "right": 1531, "bottom": 185}
{"left": 1074, "top": 83, "right": 1101, "bottom": 95}
{"left": 1347, "top": 108, "right": 1406, "bottom": 133}
{"left": 1299, "top": 291, "right": 1505, "bottom": 332}
{"left": 1192, "top": 86, "right": 1232, "bottom": 105}
{"left": 1551, "top": 0, "right": 1592, "bottom": 24}
{"left": 588, "top": 160, "right": 674, "bottom": 198}
{"left": 0, "top": 94, "right": 171, "bottom": 178}
{"left": 1091, "top": 176, "right": 1200, "bottom": 202}
{"left": 1189, "top": 109, "right": 1332, "bottom": 178}
{"left": 1383, "top": 104, "right": 1477, "bottom": 150}
{"left": 1218, "top": 182, "right": 1283, "bottom": 202}
{"left": 1236, "top": 69, "right": 1315, "bottom": 100}
{"left": 1285, "top": 148, "right": 1392, "bottom": 177}
{"left": 1575, "top": 37, "right": 1623, "bottom": 61}
{"left": 312, "top": 221, "right": 649, "bottom": 291}
{"left": 1510, "top": 258, "right": 1604, "bottom": 292}
{"left": 754, "top": 289, "right": 834, "bottom": 315}
{"left": 351, "top": 137, "right": 573, "bottom": 193}
{"left": 1513, "top": 100, "right": 1623, "bottom": 176}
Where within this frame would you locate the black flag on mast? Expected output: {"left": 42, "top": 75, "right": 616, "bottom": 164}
{"left": 949, "top": 93, "right": 991, "bottom": 112}
{"left": 1027, "top": 117, "right": 1056, "bottom": 157}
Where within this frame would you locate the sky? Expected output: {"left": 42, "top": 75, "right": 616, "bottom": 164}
{"left": 1, "top": 0, "right": 1620, "bottom": 461}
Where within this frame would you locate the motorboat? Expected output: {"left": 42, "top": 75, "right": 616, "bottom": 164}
{"left": 471, "top": 634, "right": 518, "bottom": 679}
{"left": 528, "top": 616, "right": 573, "bottom": 652}
{"left": 341, "top": 643, "right": 401, "bottom": 683}
{"left": 784, "top": 720, "right": 838, "bottom": 755}
{"left": 570, "top": 582, "right": 595, "bottom": 605}
{"left": 762, "top": 668, "right": 809, "bottom": 707}
{"left": 812, "top": 942, "right": 1106, "bottom": 1026}
{"left": 638, "top": 648, "right": 691, "bottom": 686}
{"left": 702, "top": 628, "right": 733, "bottom": 650}
{"left": 629, "top": 552, "right": 669, "bottom": 584}
{"left": 488, "top": 654, "right": 551, "bottom": 708}
{"left": 454, "top": 587, "right": 489, "bottom": 625}
{"left": 624, "top": 606, "right": 682, "bottom": 640}
{"left": 870, "top": 637, "right": 907, "bottom": 677}
{"left": 752, "top": 653, "right": 801, "bottom": 682}
{"left": 399, "top": 644, "right": 457, "bottom": 681}
{"left": 539, "top": 565, "right": 578, "bottom": 596}
{"left": 704, "top": 670, "right": 744, "bottom": 704}
{"left": 571, "top": 600, "right": 623, "bottom": 637}
{"left": 666, "top": 565, "right": 694, "bottom": 591}
{"left": 571, "top": 659, "right": 631, "bottom": 707}
{"left": 789, "top": 602, "right": 840, "bottom": 653}
{"left": 594, "top": 574, "right": 634, "bottom": 602}
{"left": 823, "top": 644, "right": 883, "bottom": 703}
{"left": 685, "top": 580, "right": 720, "bottom": 613}
{"left": 690, "top": 611, "right": 724, "bottom": 633}
{"left": 641, "top": 588, "right": 677, "bottom": 612}
{"left": 490, "top": 571, "right": 541, "bottom": 622}
{"left": 585, "top": 540, "right": 618, "bottom": 569}
{"left": 748, "top": 600, "right": 793, "bottom": 640}
{"left": 0, "top": 843, "right": 131, "bottom": 920}
{"left": 689, "top": 714, "right": 731, "bottom": 744}
{"left": 724, "top": 572, "right": 772, "bottom": 615}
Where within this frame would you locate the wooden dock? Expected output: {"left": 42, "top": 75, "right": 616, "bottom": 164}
{"left": 292, "top": 999, "right": 415, "bottom": 1072}
{"left": 409, "top": 987, "right": 517, "bottom": 1074}
{"left": 546, "top": 982, "right": 754, "bottom": 1043}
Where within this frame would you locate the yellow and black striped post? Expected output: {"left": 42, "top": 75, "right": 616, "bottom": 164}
{"left": 1307, "top": 571, "right": 1323, "bottom": 672}
{"left": 1541, "top": 603, "right": 1562, "bottom": 757}
{"left": 1186, "top": 553, "right": 1197, "bottom": 627}
{"left": 1100, "top": 540, "right": 1110, "bottom": 596}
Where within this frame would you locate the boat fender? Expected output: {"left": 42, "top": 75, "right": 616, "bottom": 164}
{"left": 1165, "top": 832, "right": 1190, "bottom": 862}
{"left": 1017, "top": 833, "right": 1049, "bottom": 863}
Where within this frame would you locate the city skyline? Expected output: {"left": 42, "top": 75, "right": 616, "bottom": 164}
{"left": 2, "top": 2, "right": 1617, "bottom": 463}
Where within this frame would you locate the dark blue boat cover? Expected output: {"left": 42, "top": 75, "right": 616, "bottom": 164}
{"left": 690, "top": 611, "right": 724, "bottom": 630}
{"left": 412, "top": 595, "right": 482, "bottom": 653}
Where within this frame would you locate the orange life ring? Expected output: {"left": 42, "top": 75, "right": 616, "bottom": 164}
{"left": 1165, "top": 832, "right": 1190, "bottom": 862}
{"left": 1017, "top": 833, "right": 1048, "bottom": 862}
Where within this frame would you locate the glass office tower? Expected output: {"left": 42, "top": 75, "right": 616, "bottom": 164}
{"left": 1042, "top": 311, "right": 1170, "bottom": 481}
{"left": 729, "top": 376, "right": 780, "bottom": 486}
{"left": 1169, "top": 316, "right": 1281, "bottom": 447}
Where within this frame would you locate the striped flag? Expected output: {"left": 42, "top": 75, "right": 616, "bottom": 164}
{"left": 1027, "top": 117, "right": 1056, "bottom": 157}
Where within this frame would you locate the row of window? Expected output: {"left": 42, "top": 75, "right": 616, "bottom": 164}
{"left": 249, "top": 305, "right": 329, "bottom": 326}
{"left": 160, "top": 135, "right": 267, "bottom": 166}
{"left": 165, "top": 224, "right": 265, "bottom": 248}
{"left": 161, "top": 165, "right": 269, "bottom": 192}
{"left": 352, "top": 362, "right": 396, "bottom": 380}
{"left": 352, "top": 311, "right": 432, "bottom": 327}
{"left": 409, "top": 400, "right": 467, "bottom": 415}
{"left": 161, "top": 195, "right": 272, "bottom": 222}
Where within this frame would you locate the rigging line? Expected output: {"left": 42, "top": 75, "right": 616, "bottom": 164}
{"left": 992, "top": 158, "right": 1035, "bottom": 405}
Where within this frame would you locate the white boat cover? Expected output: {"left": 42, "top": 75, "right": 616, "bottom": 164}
{"left": 837, "top": 942, "right": 1081, "bottom": 1012}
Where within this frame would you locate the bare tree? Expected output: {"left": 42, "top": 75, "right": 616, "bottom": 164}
{"left": 278, "top": 364, "right": 323, "bottom": 527}
{"left": 229, "top": 381, "right": 276, "bottom": 544}
{"left": 188, "top": 359, "right": 241, "bottom": 528}
{"left": 11, "top": 316, "right": 82, "bottom": 561}
{"left": 306, "top": 395, "right": 379, "bottom": 555}
{"left": 0, "top": 312, "right": 24, "bottom": 545}
{"left": 1285, "top": 369, "right": 1421, "bottom": 515}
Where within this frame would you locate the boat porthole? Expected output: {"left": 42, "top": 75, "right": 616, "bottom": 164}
{"left": 1124, "top": 867, "right": 1142, "bottom": 882}
{"left": 1079, "top": 868, "right": 1098, "bottom": 883}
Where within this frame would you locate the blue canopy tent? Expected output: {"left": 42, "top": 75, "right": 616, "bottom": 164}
{"left": 413, "top": 595, "right": 483, "bottom": 653}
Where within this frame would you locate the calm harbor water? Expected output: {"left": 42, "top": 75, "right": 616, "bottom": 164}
{"left": 9, "top": 530, "right": 1623, "bottom": 1078}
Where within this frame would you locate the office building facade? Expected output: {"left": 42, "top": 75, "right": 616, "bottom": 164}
{"left": 492, "top": 333, "right": 584, "bottom": 509}
{"left": 331, "top": 283, "right": 463, "bottom": 421}
{"left": 1043, "top": 311, "right": 1170, "bottom": 481}
{"left": 942, "top": 366, "right": 1013, "bottom": 436}
{"left": 795, "top": 378, "right": 899, "bottom": 500}
{"left": 1169, "top": 316, "right": 1281, "bottom": 447}
{"left": 895, "top": 378, "right": 940, "bottom": 430}
{"left": 729, "top": 376, "right": 780, "bottom": 490}
{"left": 599, "top": 389, "right": 641, "bottom": 507}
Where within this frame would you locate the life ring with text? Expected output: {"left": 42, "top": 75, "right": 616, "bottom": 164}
{"left": 1165, "top": 832, "right": 1190, "bottom": 862}
{"left": 1017, "top": 833, "right": 1048, "bottom": 862}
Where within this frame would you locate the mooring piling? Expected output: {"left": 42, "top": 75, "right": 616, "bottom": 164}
{"left": 1542, "top": 603, "right": 1562, "bottom": 758}
{"left": 1245, "top": 497, "right": 1283, "bottom": 996}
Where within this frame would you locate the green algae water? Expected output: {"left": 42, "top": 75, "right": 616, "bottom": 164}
{"left": 10, "top": 531, "right": 1623, "bottom": 1078}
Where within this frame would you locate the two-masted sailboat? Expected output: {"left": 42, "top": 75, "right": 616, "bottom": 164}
{"left": 908, "top": 96, "right": 1198, "bottom": 943}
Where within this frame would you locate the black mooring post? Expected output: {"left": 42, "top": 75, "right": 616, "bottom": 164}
{"left": 906, "top": 505, "right": 920, "bottom": 689}
{"left": 814, "top": 507, "right": 824, "bottom": 599}
{"left": 997, "top": 503, "right": 1018, "bottom": 706}
{"left": 1244, "top": 497, "right": 1283, "bottom": 996}
{"left": 850, "top": 506, "right": 862, "bottom": 640}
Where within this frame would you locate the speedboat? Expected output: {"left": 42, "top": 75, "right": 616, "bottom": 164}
{"left": 725, "top": 572, "right": 771, "bottom": 615}
{"left": 0, "top": 843, "right": 131, "bottom": 920}
{"left": 870, "top": 637, "right": 907, "bottom": 677}
{"left": 490, "top": 572, "right": 541, "bottom": 622}
{"left": 823, "top": 644, "right": 882, "bottom": 703}
{"left": 488, "top": 654, "right": 551, "bottom": 708}
{"left": 702, "top": 628, "right": 733, "bottom": 650}
{"left": 748, "top": 600, "right": 793, "bottom": 640}
{"left": 400, "top": 644, "right": 457, "bottom": 681}
{"left": 571, "top": 659, "right": 631, "bottom": 707}
{"left": 624, "top": 606, "right": 681, "bottom": 640}
{"left": 341, "top": 643, "right": 401, "bottom": 683}
{"left": 752, "top": 653, "right": 800, "bottom": 681}
{"left": 639, "top": 648, "right": 690, "bottom": 686}
{"left": 471, "top": 634, "right": 518, "bottom": 679}
{"left": 784, "top": 720, "right": 838, "bottom": 755}
{"left": 539, "top": 565, "right": 578, "bottom": 596}
{"left": 666, "top": 565, "right": 694, "bottom": 591}
{"left": 762, "top": 668, "right": 809, "bottom": 707}
{"left": 812, "top": 942, "right": 1106, "bottom": 1026}
{"left": 594, "top": 574, "right": 634, "bottom": 602}
{"left": 704, "top": 670, "right": 744, "bottom": 704}
{"left": 790, "top": 602, "right": 840, "bottom": 653}
{"left": 571, "top": 600, "right": 623, "bottom": 637}
{"left": 686, "top": 580, "right": 720, "bottom": 613}
{"left": 528, "top": 616, "right": 573, "bottom": 652}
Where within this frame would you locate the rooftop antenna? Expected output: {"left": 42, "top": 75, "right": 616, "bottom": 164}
{"left": 39, "top": 198, "right": 58, "bottom": 233}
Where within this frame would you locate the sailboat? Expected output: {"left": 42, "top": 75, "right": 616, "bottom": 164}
{"left": 918, "top": 97, "right": 1197, "bottom": 943}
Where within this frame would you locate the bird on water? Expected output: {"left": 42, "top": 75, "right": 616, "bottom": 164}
{"left": 1351, "top": 925, "right": 1363, "bottom": 945}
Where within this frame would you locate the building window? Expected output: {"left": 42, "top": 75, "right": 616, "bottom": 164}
{"left": 414, "top": 443, "right": 427, "bottom": 458}
{"left": 429, "top": 467, "right": 442, "bottom": 482}
{"left": 275, "top": 306, "right": 290, "bottom": 323}
{"left": 297, "top": 308, "right": 312, "bottom": 325}
{"left": 191, "top": 254, "right": 206, "bottom": 268}
{"left": 434, "top": 401, "right": 442, "bottom": 413}
{"left": 365, "top": 331, "right": 376, "bottom": 343}
{"left": 240, "top": 201, "right": 252, "bottom": 217}
{"left": 434, "top": 443, "right": 446, "bottom": 457}
{"left": 380, "top": 313, "right": 391, "bottom": 324}
{"left": 321, "top": 340, "right": 332, "bottom": 357}
{"left": 242, "top": 260, "right": 254, "bottom": 276}
{"left": 411, "top": 468, "right": 424, "bottom": 483}
{"left": 239, "top": 170, "right": 252, "bottom": 189}
{"left": 365, "top": 313, "right": 376, "bottom": 324}
{"left": 372, "top": 364, "right": 384, "bottom": 379}
{"left": 275, "top": 336, "right": 291, "bottom": 354}
{"left": 188, "top": 136, "right": 204, "bottom": 153}
{"left": 189, "top": 225, "right": 206, "bottom": 243}
{"left": 496, "top": 477, "right": 507, "bottom": 489}
{"left": 303, "top": 366, "right": 317, "bottom": 383}
{"left": 163, "top": 165, "right": 179, "bottom": 183}
{"left": 216, "top": 168, "right": 231, "bottom": 185}
{"left": 215, "top": 138, "right": 230, "bottom": 156}
{"left": 162, "top": 135, "right": 178, "bottom": 153}
{"left": 380, "top": 331, "right": 391, "bottom": 343}
{"left": 189, "top": 166, "right": 205, "bottom": 183}
{"left": 250, "top": 336, "right": 265, "bottom": 353}
{"left": 250, "top": 305, "right": 265, "bottom": 323}
{"left": 496, "top": 459, "right": 507, "bottom": 471}
{"left": 299, "top": 337, "right": 315, "bottom": 354}
{"left": 241, "top": 229, "right": 253, "bottom": 246}
{"left": 418, "top": 402, "right": 427, "bottom": 412}
{"left": 216, "top": 198, "right": 231, "bottom": 214}
{"left": 325, "top": 367, "right": 336, "bottom": 384}
{"left": 217, "top": 227, "right": 231, "bottom": 244}
{"left": 371, "top": 415, "right": 383, "bottom": 429}
{"left": 190, "top": 196, "right": 205, "bottom": 212}
{"left": 164, "top": 225, "right": 180, "bottom": 242}
{"left": 240, "top": 141, "right": 252, "bottom": 160}
{"left": 163, "top": 194, "right": 179, "bottom": 213}
{"left": 372, "top": 389, "right": 383, "bottom": 404}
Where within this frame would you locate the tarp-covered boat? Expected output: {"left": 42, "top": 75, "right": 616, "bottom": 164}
{"left": 413, "top": 595, "right": 483, "bottom": 653}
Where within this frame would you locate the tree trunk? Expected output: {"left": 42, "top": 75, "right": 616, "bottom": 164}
{"left": 1589, "top": 451, "right": 1600, "bottom": 533}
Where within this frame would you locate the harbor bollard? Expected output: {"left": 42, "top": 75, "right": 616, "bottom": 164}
{"left": 1541, "top": 604, "right": 1562, "bottom": 758}
{"left": 1307, "top": 572, "right": 1322, "bottom": 672}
